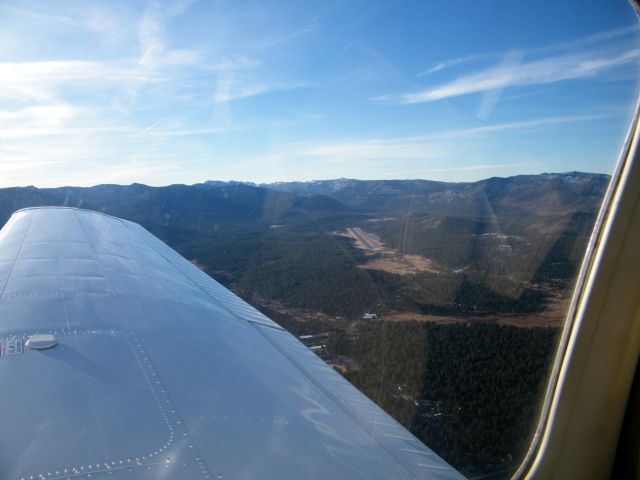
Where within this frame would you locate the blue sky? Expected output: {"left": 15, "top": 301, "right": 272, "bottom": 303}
{"left": 0, "top": 0, "right": 638, "bottom": 187}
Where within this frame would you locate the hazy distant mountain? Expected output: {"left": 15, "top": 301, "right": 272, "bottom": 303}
{"left": 262, "top": 172, "right": 610, "bottom": 216}
{"left": 0, "top": 182, "right": 350, "bottom": 233}
{"left": 1, "top": 172, "right": 608, "bottom": 229}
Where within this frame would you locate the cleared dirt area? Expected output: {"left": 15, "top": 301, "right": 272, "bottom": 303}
{"left": 251, "top": 296, "right": 345, "bottom": 324}
{"left": 229, "top": 276, "right": 566, "bottom": 329}
{"left": 337, "top": 227, "right": 440, "bottom": 275}
{"left": 384, "top": 292, "right": 570, "bottom": 328}
{"left": 384, "top": 312, "right": 471, "bottom": 325}
{"left": 360, "top": 254, "right": 439, "bottom": 275}
{"left": 385, "top": 311, "right": 563, "bottom": 328}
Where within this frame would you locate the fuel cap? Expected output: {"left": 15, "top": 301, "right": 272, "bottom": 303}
{"left": 25, "top": 334, "right": 57, "bottom": 350}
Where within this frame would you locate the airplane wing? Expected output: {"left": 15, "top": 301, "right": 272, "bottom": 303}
{"left": 0, "top": 207, "right": 464, "bottom": 480}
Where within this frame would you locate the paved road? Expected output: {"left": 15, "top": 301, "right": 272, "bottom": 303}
{"left": 349, "top": 227, "right": 380, "bottom": 251}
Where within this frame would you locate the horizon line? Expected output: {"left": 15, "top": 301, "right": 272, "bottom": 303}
{"left": 1, "top": 170, "right": 611, "bottom": 190}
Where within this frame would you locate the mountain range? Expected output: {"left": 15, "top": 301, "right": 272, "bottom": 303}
{"left": 1, "top": 171, "right": 608, "bottom": 228}
{"left": 0, "top": 172, "right": 609, "bottom": 319}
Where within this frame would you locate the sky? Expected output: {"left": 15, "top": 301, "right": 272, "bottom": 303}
{"left": 0, "top": 0, "right": 639, "bottom": 187}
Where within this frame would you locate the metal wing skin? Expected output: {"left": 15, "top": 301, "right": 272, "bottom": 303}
{"left": 0, "top": 207, "right": 464, "bottom": 480}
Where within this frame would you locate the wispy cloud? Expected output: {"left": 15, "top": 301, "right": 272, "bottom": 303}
{"left": 0, "top": 126, "right": 133, "bottom": 140}
{"left": 263, "top": 16, "right": 321, "bottom": 49}
{"left": 213, "top": 78, "right": 273, "bottom": 103}
{"left": 234, "top": 113, "right": 608, "bottom": 182}
{"left": 0, "top": 60, "right": 157, "bottom": 102}
{"left": 213, "top": 76, "right": 309, "bottom": 103}
{"left": 0, "top": 103, "right": 82, "bottom": 127}
{"left": 139, "top": 118, "right": 163, "bottom": 134}
{"left": 296, "top": 114, "right": 599, "bottom": 160}
{"left": 381, "top": 24, "right": 640, "bottom": 106}
{"left": 140, "top": 127, "right": 239, "bottom": 138}
{"left": 417, "top": 25, "right": 639, "bottom": 79}
{"left": 383, "top": 163, "right": 536, "bottom": 179}
{"left": 419, "top": 163, "right": 533, "bottom": 173}
{"left": 0, "top": 130, "right": 211, "bottom": 187}
{"left": 301, "top": 140, "right": 441, "bottom": 161}
{"left": 138, "top": 0, "right": 198, "bottom": 68}
{"left": 385, "top": 114, "right": 603, "bottom": 142}
{"left": 418, "top": 52, "right": 498, "bottom": 77}
{"left": 380, "top": 48, "right": 640, "bottom": 105}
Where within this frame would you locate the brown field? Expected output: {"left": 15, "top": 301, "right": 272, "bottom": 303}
{"left": 384, "top": 312, "right": 471, "bottom": 324}
{"left": 360, "top": 254, "right": 439, "bottom": 275}
{"left": 251, "top": 296, "right": 346, "bottom": 324}
{"left": 384, "top": 311, "right": 564, "bottom": 328}
{"left": 384, "top": 292, "right": 570, "bottom": 328}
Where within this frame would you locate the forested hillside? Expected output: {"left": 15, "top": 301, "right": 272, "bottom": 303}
{"left": 340, "top": 322, "right": 559, "bottom": 476}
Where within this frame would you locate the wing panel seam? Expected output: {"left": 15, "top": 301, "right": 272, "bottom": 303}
{"left": 0, "top": 213, "right": 34, "bottom": 298}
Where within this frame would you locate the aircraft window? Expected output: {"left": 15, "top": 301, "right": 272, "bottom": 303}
{"left": 0, "top": 0, "right": 638, "bottom": 478}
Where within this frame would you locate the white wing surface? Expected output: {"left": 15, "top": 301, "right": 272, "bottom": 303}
{"left": 0, "top": 207, "right": 464, "bottom": 480}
